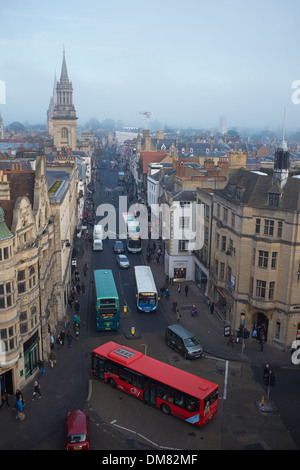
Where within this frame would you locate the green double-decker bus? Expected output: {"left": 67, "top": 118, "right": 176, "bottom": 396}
{"left": 93, "top": 270, "right": 120, "bottom": 331}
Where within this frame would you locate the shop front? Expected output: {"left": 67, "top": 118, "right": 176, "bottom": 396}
{"left": 23, "top": 331, "right": 40, "bottom": 380}
{"left": 194, "top": 260, "right": 208, "bottom": 295}
{"left": 168, "top": 256, "right": 193, "bottom": 282}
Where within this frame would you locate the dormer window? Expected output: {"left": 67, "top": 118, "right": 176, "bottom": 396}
{"left": 236, "top": 186, "right": 242, "bottom": 201}
{"left": 269, "top": 193, "right": 280, "bottom": 207}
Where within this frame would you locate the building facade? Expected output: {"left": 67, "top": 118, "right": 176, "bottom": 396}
{"left": 210, "top": 140, "right": 300, "bottom": 350}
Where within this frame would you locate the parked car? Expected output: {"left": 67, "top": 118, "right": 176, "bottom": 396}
{"left": 113, "top": 240, "right": 125, "bottom": 253}
{"left": 65, "top": 410, "right": 90, "bottom": 450}
{"left": 116, "top": 254, "right": 130, "bottom": 268}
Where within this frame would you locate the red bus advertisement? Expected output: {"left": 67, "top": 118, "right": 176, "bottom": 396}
{"left": 91, "top": 341, "right": 218, "bottom": 427}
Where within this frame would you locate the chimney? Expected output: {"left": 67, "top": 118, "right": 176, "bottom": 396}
{"left": 0, "top": 171, "right": 10, "bottom": 200}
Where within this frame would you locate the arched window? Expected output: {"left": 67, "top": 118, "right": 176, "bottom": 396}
{"left": 61, "top": 128, "right": 68, "bottom": 139}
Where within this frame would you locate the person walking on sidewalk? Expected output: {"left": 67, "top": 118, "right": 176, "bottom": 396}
{"left": 16, "top": 397, "right": 24, "bottom": 420}
{"left": 83, "top": 263, "right": 88, "bottom": 277}
{"left": 74, "top": 300, "right": 80, "bottom": 314}
{"left": 81, "top": 282, "right": 86, "bottom": 295}
{"left": 185, "top": 284, "right": 189, "bottom": 297}
{"left": 50, "top": 351, "right": 56, "bottom": 368}
{"left": 227, "top": 333, "right": 235, "bottom": 347}
{"left": 176, "top": 309, "right": 181, "bottom": 323}
{"left": 31, "top": 381, "right": 41, "bottom": 401}
{"left": 210, "top": 302, "right": 214, "bottom": 315}
{"left": 66, "top": 330, "right": 73, "bottom": 347}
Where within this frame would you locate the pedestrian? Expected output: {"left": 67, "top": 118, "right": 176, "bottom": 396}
{"left": 60, "top": 329, "right": 65, "bottom": 346}
{"left": 31, "top": 381, "right": 41, "bottom": 400}
{"left": 165, "top": 288, "right": 170, "bottom": 300}
{"left": 50, "top": 334, "right": 55, "bottom": 350}
{"left": 191, "top": 305, "right": 197, "bottom": 317}
{"left": 177, "top": 285, "right": 181, "bottom": 295}
{"left": 50, "top": 351, "right": 56, "bottom": 368}
{"left": 76, "top": 283, "right": 81, "bottom": 295}
{"left": 74, "top": 300, "right": 80, "bottom": 313}
{"left": 210, "top": 302, "right": 214, "bottom": 315}
{"left": 37, "top": 359, "right": 44, "bottom": 377}
{"left": 83, "top": 263, "right": 88, "bottom": 277}
{"left": 56, "top": 335, "right": 62, "bottom": 352}
{"left": 172, "top": 301, "right": 177, "bottom": 313}
{"left": 13, "top": 389, "right": 23, "bottom": 410}
{"left": 64, "top": 313, "right": 70, "bottom": 329}
{"left": 260, "top": 337, "right": 264, "bottom": 352}
{"left": 0, "top": 389, "right": 9, "bottom": 409}
{"left": 185, "top": 284, "right": 189, "bottom": 297}
{"left": 74, "top": 314, "right": 81, "bottom": 330}
{"left": 68, "top": 297, "right": 73, "bottom": 309}
{"left": 16, "top": 397, "right": 24, "bottom": 420}
{"left": 81, "top": 282, "right": 86, "bottom": 295}
{"left": 66, "top": 330, "right": 73, "bottom": 347}
{"left": 227, "top": 333, "right": 234, "bottom": 347}
{"left": 75, "top": 325, "right": 80, "bottom": 341}
{"left": 176, "top": 309, "right": 181, "bottom": 323}
{"left": 160, "top": 286, "right": 165, "bottom": 297}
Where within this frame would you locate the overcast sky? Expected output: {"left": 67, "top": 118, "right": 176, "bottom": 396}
{"left": 1, "top": 0, "right": 300, "bottom": 132}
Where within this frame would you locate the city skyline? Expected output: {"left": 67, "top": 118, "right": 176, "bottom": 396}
{"left": 1, "top": 0, "right": 300, "bottom": 132}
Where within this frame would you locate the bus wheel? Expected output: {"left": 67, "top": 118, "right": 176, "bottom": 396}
{"left": 160, "top": 403, "right": 171, "bottom": 415}
{"left": 109, "top": 378, "right": 116, "bottom": 388}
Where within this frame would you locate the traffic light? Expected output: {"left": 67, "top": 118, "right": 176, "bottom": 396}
{"left": 270, "top": 372, "right": 277, "bottom": 387}
{"left": 264, "top": 372, "right": 270, "bottom": 386}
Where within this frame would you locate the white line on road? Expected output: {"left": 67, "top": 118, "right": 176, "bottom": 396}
{"left": 223, "top": 360, "right": 229, "bottom": 400}
{"left": 110, "top": 420, "right": 181, "bottom": 450}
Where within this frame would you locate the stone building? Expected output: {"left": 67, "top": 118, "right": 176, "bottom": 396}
{"left": 47, "top": 50, "right": 78, "bottom": 151}
{"left": 0, "top": 153, "right": 80, "bottom": 397}
{"left": 0, "top": 156, "right": 56, "bottom": 395}
{"left": 210, "top": 139, "right": 300, "bottom": 350}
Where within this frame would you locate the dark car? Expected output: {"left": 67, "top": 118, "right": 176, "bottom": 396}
{"left": 116, "top": 254, "right": 130, "bottom": 268}
{"left": 65, "top": 410, "right": 90, "bottom": 450}
{"left": 113, "top": 240, "right": 125, "bottom": 253}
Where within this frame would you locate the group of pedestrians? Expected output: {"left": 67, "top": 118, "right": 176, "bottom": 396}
{"left": 146, "top": 241, "right": 163, "bottom": 264}
{"left": 2, "top": 381, "right": 43, "bottom": 421}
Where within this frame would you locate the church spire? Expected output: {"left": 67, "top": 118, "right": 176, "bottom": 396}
{"left": 60, "top": 46, "right": 69, "bottom": 83}
{"left": 273, "top": 107, "right": 290, "bottom": 188}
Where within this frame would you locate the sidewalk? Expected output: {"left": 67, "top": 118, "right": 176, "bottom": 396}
{"left": 141, "top": 243, "right": 291, "bottom": 370}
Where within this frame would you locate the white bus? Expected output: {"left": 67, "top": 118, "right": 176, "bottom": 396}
{"left": 134, "top": 265, "right": 158, "bottom": 312}
{"left": 122, "top": 212, "right": 142, "bottom": 253}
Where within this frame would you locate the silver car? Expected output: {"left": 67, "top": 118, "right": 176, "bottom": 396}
{"left": 116, "top": 254, "right": 130, "bottom": 268}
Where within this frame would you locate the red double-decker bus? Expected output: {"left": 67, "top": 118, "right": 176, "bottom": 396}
{"left": 91, "top": 341, "right": 218, "bottom": 427}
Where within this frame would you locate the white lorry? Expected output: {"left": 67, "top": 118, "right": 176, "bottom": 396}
{"left": 93, "top": 224, "right": 103, "bottom": 251}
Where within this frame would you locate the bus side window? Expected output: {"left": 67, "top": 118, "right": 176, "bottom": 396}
{"left": 119, "top": 367, "right": 131, "bottom": 383}
{"left": 174, "top": 392, "right": 185, "bottom": 408}
{"left": 106, "top": 360, "right": 118, "bottom": 376}
{"left": 158, "top": 384, "right": 174, "bottom": 403}
{"left": 186, "top": 396, "right": 199, "bottom": 412}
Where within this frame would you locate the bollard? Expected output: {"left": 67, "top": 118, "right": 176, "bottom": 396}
{"left": 261, "top": 394, "right": 264, "bottom": 407}
{"left": 124, "top": 305, "right": 127, "bottom": 314}
{"left": 131, "top": 326, "right": 135, "bottom": 336}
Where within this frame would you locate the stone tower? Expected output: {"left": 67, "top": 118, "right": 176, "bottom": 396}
{"left": 49, "top": 50, "right": 78, "bottom": 150}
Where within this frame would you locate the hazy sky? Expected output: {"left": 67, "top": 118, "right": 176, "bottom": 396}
{"left": 1, "top": 0, "right": 300, "bottom": 132}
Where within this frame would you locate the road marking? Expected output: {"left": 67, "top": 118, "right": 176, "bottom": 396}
{"left": 223, "top": 360, "right": 229, "bottom": 400}
{"left": 110, "top": 420, "right": 181, "bottom": 450}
